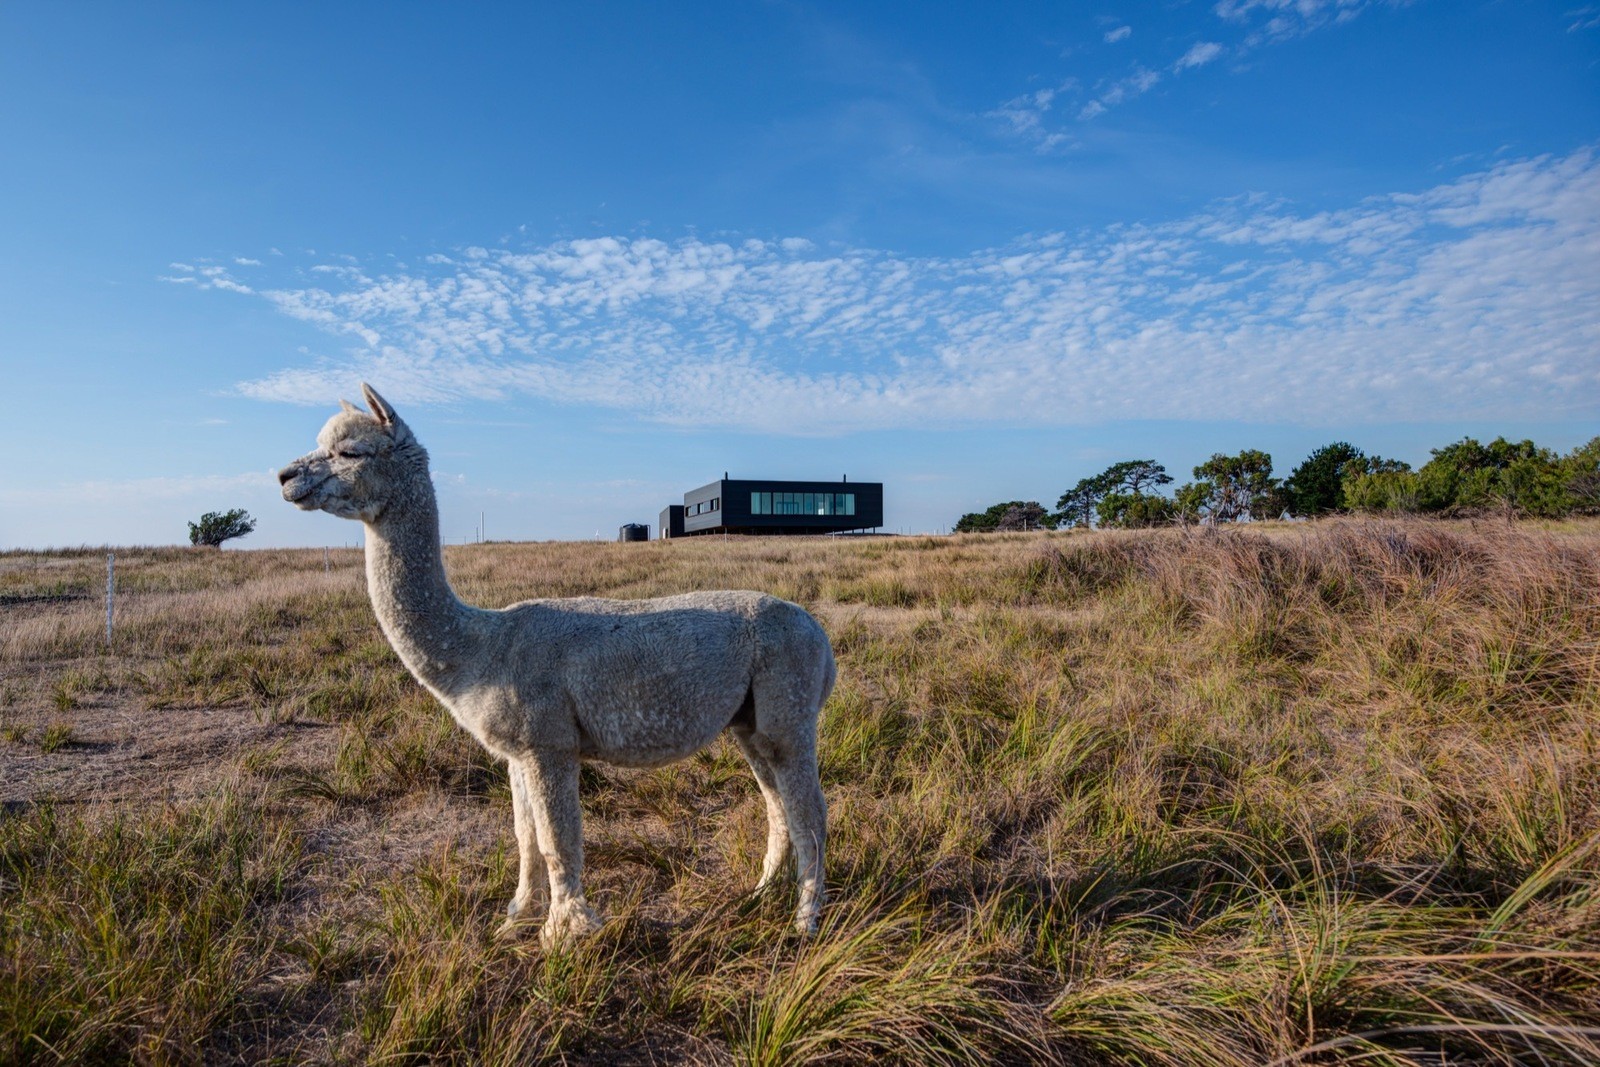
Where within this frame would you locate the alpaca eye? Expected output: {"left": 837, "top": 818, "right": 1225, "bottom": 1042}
{"left": 338, "top": 450, "right": 363, "bottom": 460}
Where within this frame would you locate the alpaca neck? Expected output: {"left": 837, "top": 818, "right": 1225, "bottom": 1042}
{"left": 363, "top": 485, "right": 476, "bottom": 694}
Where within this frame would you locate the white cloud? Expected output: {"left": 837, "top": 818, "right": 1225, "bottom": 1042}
{"left": 992, "top": 0, "right": 1401, "bottom": 138}
{"left": 1214, "top": 0, "right": 1400, "bottom": 45}
{"left": 1080, "top": 66, "right": 1161, "bottom": 119}
{"left": 162, "top": 265, "right": 254, "bottom": 294}
{"left": 1176, "top": 41, "right": 1225, "bottom": 69}
{"left": 985, "top": 83, "right": 1077, "bottom": 151}
{"left": 214, "top": 149, "right": 1600, "bottom": 434}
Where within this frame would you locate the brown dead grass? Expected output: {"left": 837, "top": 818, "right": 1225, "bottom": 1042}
{"left": 2, "top": 519, "right": 1598, "bottom": 1064}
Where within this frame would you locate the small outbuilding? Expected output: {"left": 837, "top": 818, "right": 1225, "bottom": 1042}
{"left": 658, "top": 505, "right": 685, "bottom": 540}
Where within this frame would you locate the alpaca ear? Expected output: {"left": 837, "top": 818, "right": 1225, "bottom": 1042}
{"left": 361, "top": 383, "right": 397, "bottom": 428}
{"left": 339, "top": 398, "right": 361, "bottom": 415}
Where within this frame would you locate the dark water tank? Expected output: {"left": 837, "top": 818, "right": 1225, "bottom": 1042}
{"left": 618, "top": 523, "right": 650, "bottom": 543}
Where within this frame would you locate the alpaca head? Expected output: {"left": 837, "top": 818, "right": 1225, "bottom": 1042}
{"left": 278, "top": 383, "right": 427, "bottom": 522}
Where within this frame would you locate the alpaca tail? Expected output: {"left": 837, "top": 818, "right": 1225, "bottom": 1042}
{"left": 818, "top": 640, "right": 838, "bottom": 719}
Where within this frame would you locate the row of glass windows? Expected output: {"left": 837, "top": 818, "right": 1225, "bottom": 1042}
{"left": 751, "top": 492, "right": 856, "bottom": 517}
{"left": 688, "top": 497, "right": 720, "bottom": 516}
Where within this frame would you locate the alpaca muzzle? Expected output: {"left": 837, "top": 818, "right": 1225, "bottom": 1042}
{"left": 278, "top": 459, "right": 324, "bottom": 506}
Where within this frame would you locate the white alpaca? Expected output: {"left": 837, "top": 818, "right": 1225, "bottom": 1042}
{"left": 279, "top": 385, "right": 833, "bottom": 944}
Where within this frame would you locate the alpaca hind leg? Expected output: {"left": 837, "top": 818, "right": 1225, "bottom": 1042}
{"left": 770, "top": 745, "right": 827, "bottom": 935}
{"left": 522, "top": 747, "right": 602, "bottom": 947}
{"left": 730, "top": 725, "right": 791, "bottom": 892}
{"left": 496, "top": 760, "right": 549, "bottom": 938}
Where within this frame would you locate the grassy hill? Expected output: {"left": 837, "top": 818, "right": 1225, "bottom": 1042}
{"left": 2, "top": 520, "right": 1598, "bottom": 1064}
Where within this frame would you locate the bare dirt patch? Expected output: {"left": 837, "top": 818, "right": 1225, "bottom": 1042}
{"left": 0, "top": 695, "right": 338, "bottom": 807}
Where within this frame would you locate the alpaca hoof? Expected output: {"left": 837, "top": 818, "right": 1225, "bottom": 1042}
{"left": 494, "top": 896, "right": 539, "bottom": 941}
{"left": 793, "top": 891, "right": 823, "bottom": 937}
{"left": 496, "top": 912, "right": 538, "bottom": 941}
{"left": 540, "top": 902, "right": 603, "bottom": 949}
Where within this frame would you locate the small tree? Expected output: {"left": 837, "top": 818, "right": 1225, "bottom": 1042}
{"left": 955, "top": 500, "right": 1055, "bottom": 533}
{"left": 1094, "top": 460, "right": 1175, "bottom": 528}
{"left": 1562, "top": 436, "right": 1600, "bottom": 514}
{"left": 1337, "top": 455, "right": 1410, "bottom": 511}
{"left": 1055, "top": 459, "right": 1172, "bottom": 528}
{"left": 1100, "top": 459, "right": 1173, "bottom": 497}
{"left": 1189, "top": 450, "right": 1281, "bottom": 523}
{"left": 1172, "top": 481, "right": 1210, "bottom": 523}
{"left": 1284, "top": 442, "right": 1364, "bottom": 516}
{"left": 1097, "top": 491, "right": 1176, "bottom": 528}
{"left": 996, "top": 502, "right": 1049, "bottom": 531}
{"left": 189, "top": 508, "right": 257, "bottom": 548}
{"left": 1054, "top": 475, "right": 1111, "bottom": 528}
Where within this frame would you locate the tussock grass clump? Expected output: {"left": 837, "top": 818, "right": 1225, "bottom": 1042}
{"left": 1048, "top": 834, "right": 1600, "bottom": 1066}
{"left": 720, "top": 890, "right": 1052, "bottom": 1066}
{"left": 0, "top": 790, "right": 301, "bottom": 1064}
{"left": 0, "top": 519, "right": 1597, "bottom": 1062}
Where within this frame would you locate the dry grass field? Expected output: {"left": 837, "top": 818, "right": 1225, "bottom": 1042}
{"left": 2, "top": 519, "right": 1598, "bottom": 1065}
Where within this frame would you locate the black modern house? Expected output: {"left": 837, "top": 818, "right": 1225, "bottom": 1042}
{"left": 659, "top": 477, "right": 883, "bottom": 538}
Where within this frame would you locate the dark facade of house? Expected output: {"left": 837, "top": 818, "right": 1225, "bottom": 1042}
{"left": 661, "top": 478, "right": 883, "bottom": 537}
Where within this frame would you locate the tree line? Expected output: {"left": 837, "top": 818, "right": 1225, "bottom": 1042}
{"left": 953, "top": 436, "right": 1600, "bottom": 532}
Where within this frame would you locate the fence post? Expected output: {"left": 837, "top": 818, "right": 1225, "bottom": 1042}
{"left": 106, "top": 552, "right": 115, "bottom": 647}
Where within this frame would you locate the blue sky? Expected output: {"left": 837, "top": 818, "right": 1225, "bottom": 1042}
{"left": 2, "top": 1, "right": 1597, "bottom": 547}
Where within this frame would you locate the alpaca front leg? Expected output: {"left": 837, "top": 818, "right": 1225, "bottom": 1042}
{"left": 525, "top": 747, "right": 603, "bottom": 948}
{"left": 496, "top": 760, "right": 548, "bottom": 939}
